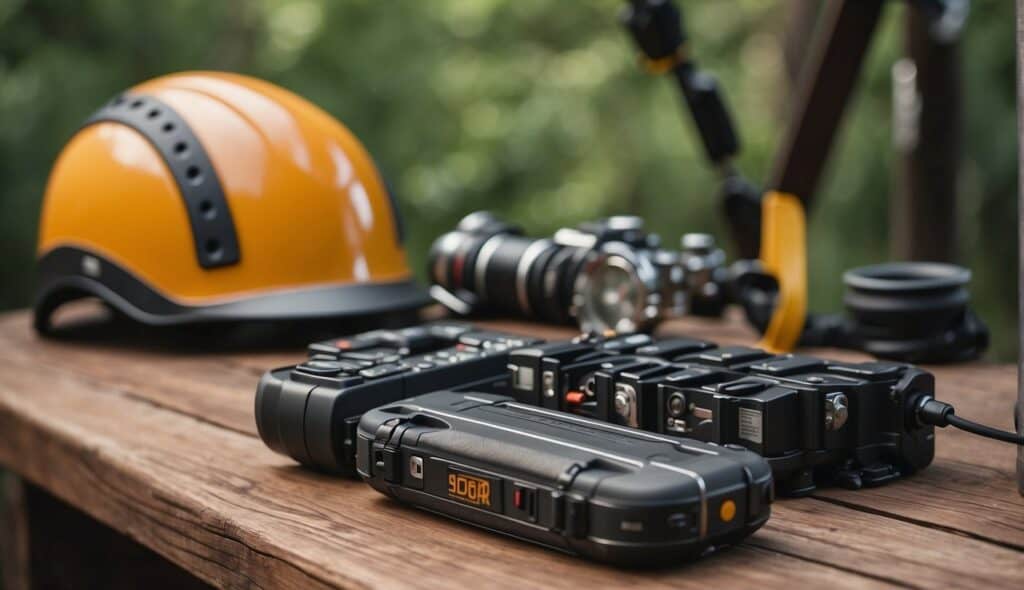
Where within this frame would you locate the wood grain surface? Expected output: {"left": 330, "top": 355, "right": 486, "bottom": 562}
{"left": 0, "top": 306, "right": 1021, "bottom": 589}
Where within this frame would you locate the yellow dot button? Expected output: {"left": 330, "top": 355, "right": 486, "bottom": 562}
{"left": 719, "top": 499, "right": 737, "bottom": 523}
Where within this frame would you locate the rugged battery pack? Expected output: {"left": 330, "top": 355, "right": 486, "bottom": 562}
{"left": 357, "top": 391, "right": 773, "bottom": 567}
{"left": 255, "top": 322, "right": 540, "bottom": 475}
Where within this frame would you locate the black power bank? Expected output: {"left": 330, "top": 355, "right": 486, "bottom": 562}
{"left": 357, "top": 391, "right": 773, "bottom": 567}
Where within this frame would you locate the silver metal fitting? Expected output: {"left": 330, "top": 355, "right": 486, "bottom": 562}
{"left": 824, "top": 392, "right": 850, "bottom": 432}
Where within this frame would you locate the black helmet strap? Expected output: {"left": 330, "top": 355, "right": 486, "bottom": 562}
{"left": 82, "top": 93, "right": 240, "bottom": 269}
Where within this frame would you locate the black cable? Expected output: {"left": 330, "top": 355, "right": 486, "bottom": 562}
{"left": 915, "top": 397, "right": 1023, "bottom": 445}
{"left": 946, "top": 414, "right": 1023, "bottom": 445}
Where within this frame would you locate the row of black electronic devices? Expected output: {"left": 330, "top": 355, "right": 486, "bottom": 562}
{"left": 255, "top": 321, "right": 1020, "bottom": 564}
{"left": 256, "top": 321, "right": 941, "bottom": 492}
{"left": 255, "top": 322, "right": 772, "bottom": 565}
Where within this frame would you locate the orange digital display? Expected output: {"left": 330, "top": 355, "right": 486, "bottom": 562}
{"left": 447, "top": 471, "right": 492, "bottom": 508}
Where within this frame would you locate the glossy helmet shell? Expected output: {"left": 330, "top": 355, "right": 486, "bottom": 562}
{"left": 35, "top": 71, "right": 428, "bottom": 331}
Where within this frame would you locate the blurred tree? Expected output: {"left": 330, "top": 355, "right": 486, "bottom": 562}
{"left": 0, "top": 0, "right": 1017, "bottom": 358}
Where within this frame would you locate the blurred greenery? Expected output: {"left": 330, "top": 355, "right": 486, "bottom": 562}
{"left": 0, "top": 0, "right": 1017, "bottom": 359}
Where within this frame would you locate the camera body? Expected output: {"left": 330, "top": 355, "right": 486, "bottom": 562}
{"left": 428, "top": 211, "right": 728, "bottom": 333}
{"left": 506, "top": 337, "right": 936, "bottom": 495}
{"left": 255, "top": 322, "right": 936, "bottom": 495}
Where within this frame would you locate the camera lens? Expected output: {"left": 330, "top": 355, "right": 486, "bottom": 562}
{"left": 428, "top": 212, "right": 587, "bottom": 323}
{"left": 573, "top": 242, "right": 661, "bottom": 334}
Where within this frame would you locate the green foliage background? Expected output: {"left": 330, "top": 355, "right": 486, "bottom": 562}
{"left": 0, "top": 0, "right": 1017, "bottom": 358}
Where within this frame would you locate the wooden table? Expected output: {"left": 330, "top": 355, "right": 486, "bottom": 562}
{"left": 0, "top": 306, "right": 1021, "bottom": 589}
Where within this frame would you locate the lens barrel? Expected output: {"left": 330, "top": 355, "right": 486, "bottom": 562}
{"left": 428, "top": 213, "right": 588, "bottom": 324}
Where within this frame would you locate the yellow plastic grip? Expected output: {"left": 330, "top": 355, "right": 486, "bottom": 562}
{"left": 757, "top": 191, "right": 807, "bottom": 353}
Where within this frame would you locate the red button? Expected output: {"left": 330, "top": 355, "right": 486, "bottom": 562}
{"left": 335, "top": 339, "right": 352, "bottom": 350}
{"left": 513, "top": 488, "right": 523, "bottom": 509}
{"left": 565, "top": 391, "right": 585, "bottom": 405}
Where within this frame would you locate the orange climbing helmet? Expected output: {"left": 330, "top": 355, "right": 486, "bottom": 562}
{"left": 34, "top": 71, "right": 429, "bottom": 332}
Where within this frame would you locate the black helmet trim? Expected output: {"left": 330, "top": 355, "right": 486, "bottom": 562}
{"left": 82, "top": 93, "right": 241, "bottom": 269}
{"left": 34, "top": 246, "right": 432, "bottom": 333}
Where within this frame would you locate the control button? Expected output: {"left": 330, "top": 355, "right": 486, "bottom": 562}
{"left": 565, "top": 391, "right": 586, "bottom": 406}
{"left": 458, "top": 331, "right": 508, "bottom": 348}
{"left": 428, "top": 322, "right": 473, "bottom": 339}
{"left": 510, "top": 483, "right": 537, "bottom": 521}
{"left": 409, "top": 456, "right": 424, "bottom": 480}
{"left": 307, "top": 342, "right": 341, "bottom": 357}
{"left": 334, "top": 335, "right": 386, "bottom": 351}
{"left": 339, "top": 349, "right": 401, "bottom": 363}
{"left": 719, "top": 499, "right": 737, "bottom": 523}
{"left": 359, "top": 363, "right": 409, "bottom": 380}
{"left": 296, "top": 360, "right": 348, "bottom": 376}
{"left": 414, "top": 362, "right": 435, "bottom": 370}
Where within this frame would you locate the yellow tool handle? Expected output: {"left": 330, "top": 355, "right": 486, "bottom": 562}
{"left": 757, "top": 191, "right": 807, "bottom": 353}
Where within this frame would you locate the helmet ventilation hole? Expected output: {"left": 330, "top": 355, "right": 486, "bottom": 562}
{"left": 205, "top": 239, "right": 223, "bottom": 260}
{"left": 147, "top": 108, "right": 161, "bottom": 119}
{"left": 130, "top": 99, "right": 144, "bottom": 109}
{"left": 162, "top": 122, "right": 176, "bottom": 133}
{"left": 173, "top": 141, "right": 188, "bottom": 157}
{"left": 185, "top": 165, "right": 203, "bottom": 185}
{"left": 199, "top": 200, "right": 216, "bottom": 220}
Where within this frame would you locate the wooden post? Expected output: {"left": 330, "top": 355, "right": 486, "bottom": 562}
{"left": 0, "top": 473, "right": 30, "bottom": 590}
{"left": 0, "top": 475, "right": 210, "bottom": 590}
{"left": 890, "top": 5, "right": 962, "bottom": 262}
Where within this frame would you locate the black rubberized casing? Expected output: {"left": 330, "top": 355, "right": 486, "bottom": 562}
{"left": 508, "top": 339, "right": 936, "bottom": 496}
{"left": 255, "top": 323, "right": 540, "bottom": 475}
{"left": 357, "top": 391, "right": 773, "bottom": 567}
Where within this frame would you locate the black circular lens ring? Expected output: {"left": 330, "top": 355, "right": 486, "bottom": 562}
{"left": 473, "top": 234, "right": 509, "bottom": 298}
{"left": 514, "top": 239, "right": 558, "bottom": 317}
{"left": 527, "top": 244, "right": 569, "bottom": 324}
{"left": 540, "top": 246, "right": 583, "bottom": 325}
{"left": 484, "top": 236, "right": 534, "bottom": 315}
